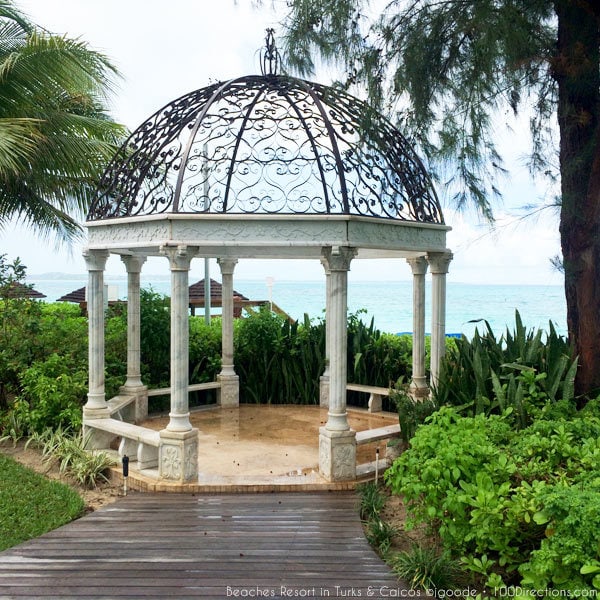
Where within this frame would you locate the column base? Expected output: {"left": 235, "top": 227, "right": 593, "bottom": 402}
{"left": 83, "top": 402, "right": 110, "bottom": 420}
{"left": 319, "top": 427, "right": 356, "bottom": 482}
{"left": 325, "top": 410, "right": 350, "bottom": 431}
{"left": 409, "top": 378, "right": 430, "bottom": 399}
{"left": 217, "top": 374, "right": 239, "bottom": 407}
{"left": 119, "top": 385, "right": 148, "bottom": 423}
{"left": 319, "top": 375, "right": 329, "bottom": 408}
{"left": 159, "top": 428, "right": 199, "bottom": 482}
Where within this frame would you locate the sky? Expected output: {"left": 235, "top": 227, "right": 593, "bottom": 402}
{"left": 5, "top": 0, "right": 563, "bottom": 286}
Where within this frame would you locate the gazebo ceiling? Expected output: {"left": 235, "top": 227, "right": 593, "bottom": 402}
{"left": 88, "top": 33, "right": 443, "bottom": 226}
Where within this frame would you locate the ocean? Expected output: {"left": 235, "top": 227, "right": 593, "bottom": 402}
{"left": 28, "top": 274, "right": 567, "bottom": 339}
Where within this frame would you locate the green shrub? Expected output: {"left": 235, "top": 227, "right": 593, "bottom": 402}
{"left": 519, "top": 485, "right": 600, "bottom": 591}
{"left": 392, "top": 386, "right": 438, "bottom": 444}
{"left": 358, "top": 481, "right": 387, "bottom": 520}
{"left": 235, "top": 309, "right": 325, "bottom": 404}
{"left": 189, "top": 316, "right": 222, "bottom": 384}
{"left": 37, "top": 302, "right": 87, "bottom": 361}
{"left": 365, "top": 516, "right": 397, "bottom": 556}
{"left": 139, "top": 288, "right": 171, "bottom": 387}
{"left": 0, "top": 294, "right": 43, "bottom": 409}
{"left": 17, "top": 354, "right": 87, "bottom": 433}
{"left": 384, "top": 407, "right": 600, "bottom": 590}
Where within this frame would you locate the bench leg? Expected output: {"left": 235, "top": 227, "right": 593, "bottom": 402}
{"left": 368, "top": 393, "right": 383, "bottom": 412}
{"left": 119, "top": 437, "right": 137, "bottom": 460}
{"left": 138, "top": 443, "right": 159, "bottom": 469}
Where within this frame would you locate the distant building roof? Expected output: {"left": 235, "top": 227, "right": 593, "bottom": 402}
{"left": 57, "top": 287, "right": 86, "bottom": 303}
{"left": 56, "top": 280, "right": 250, "bottom": 305}
{"left": 4, "top": 281, "right": 46, "bottom": 299}
{"left": 189, "top": 278, "right": 248, "bottom": 305}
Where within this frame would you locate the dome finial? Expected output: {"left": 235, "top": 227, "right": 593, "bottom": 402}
{"left": 260, "top": 28, "right": 281, "bottom": 76}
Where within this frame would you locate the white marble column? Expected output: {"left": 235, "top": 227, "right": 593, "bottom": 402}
{"left": 83, "top": 249, "right": 110, "bottom": 419}
{"left": 407, "top": 256, "right": 429, "bottom": 397}
{"left": 319, "top": 259, "right": 331, "bottom": 408}
{"left": 427, "top": 251, "right": 453, "bottom": 387}
{"left": 217, "top": 258, "right": 239, "bottom": 407}
{"left": 158, "top": 245, "right": 198, "bottom": 483}
{"left": 319, "top": 247, "right": 357, "bottom": 482}
{"left": 120, "top": 254, "right": 148, "bottom": 422}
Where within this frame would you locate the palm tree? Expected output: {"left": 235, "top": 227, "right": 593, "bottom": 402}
{"left": 0, "top": 0, "right": 126, "bottom": 241}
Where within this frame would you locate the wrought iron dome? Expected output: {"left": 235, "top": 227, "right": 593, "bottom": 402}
{"left": 88, "top": 33, "right": 443, "bottom": 224}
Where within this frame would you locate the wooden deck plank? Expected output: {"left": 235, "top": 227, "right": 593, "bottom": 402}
{"left": 0, "top": 492, "right": 408, "bottom": 598}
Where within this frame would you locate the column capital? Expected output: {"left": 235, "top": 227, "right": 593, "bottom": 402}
{"left": 427, "top": 251, "right": 453, "bottom": 274}
{"left": 83, "top": 249, "right": 109, "bottom": 271}
{"left": 217, "top": 257, "right": 238, "bottom": 276}
{"left": 120, "top": 254, "right": 147, "bottom": 274}
{"left": 407, "top": 255, "right": 428, "bottom": 276}
{"left": 160, "top": 245, "right": 197, "bottom": 270}
{"left": 321, "top": 246, "right": 357, "bottom": 272}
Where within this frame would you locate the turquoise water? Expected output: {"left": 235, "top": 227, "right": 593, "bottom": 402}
{"left": 29, "top": 275, "right": 567, "bottom": 338}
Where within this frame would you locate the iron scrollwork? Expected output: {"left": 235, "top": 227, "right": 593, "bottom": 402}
{"left": 89, "top": 74, "right": 444, "bottom": 224}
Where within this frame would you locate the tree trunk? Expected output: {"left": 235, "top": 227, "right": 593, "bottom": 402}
{"left": 554, "top": 0, "right": 600, "bottom": 398}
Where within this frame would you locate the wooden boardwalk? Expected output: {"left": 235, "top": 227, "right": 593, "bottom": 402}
{"left": 0, "top": 492, "right": 410, "bottom": 599}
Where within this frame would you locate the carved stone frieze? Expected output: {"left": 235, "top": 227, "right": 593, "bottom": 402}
{"left": 184, "top": 440, "right": 199, "bottom": 481}
{"left": 160, "top": 444, "right": 182, "bottom": 480}
{"left": 159, "top": 429, "right": 199, "bottom": 482}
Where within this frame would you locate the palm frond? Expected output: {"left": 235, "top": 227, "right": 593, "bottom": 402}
{"left": 0, "top": 116, "right": 42, "bottom": 176}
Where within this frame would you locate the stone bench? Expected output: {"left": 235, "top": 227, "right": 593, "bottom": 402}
{"left": 146, "top": 381, "right": 221, "bottom": 397}
{"left": 355, "top": 424, "right": 401, "bottom": 480}
{"left": 84, "top": 418, "right": 160, "bottom": 470}
{"left": 346, "top": 383, "right": 391, "bottom": 412}
{"left": 106, "top": 395, "right": 136, "bottom": 418}
{"left": 355, "top": 423, "right": 401, "bottom": 445}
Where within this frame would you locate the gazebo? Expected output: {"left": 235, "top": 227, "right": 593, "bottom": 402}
{"left": 82, "top": 32, "right": 452, "bottom": 483}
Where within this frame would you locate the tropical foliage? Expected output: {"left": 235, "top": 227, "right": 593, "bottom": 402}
{"left": 0, "top": 0, "right": 126, "bottom": 240}
{"left": 384, "top": 404, "right": 600, "bottom": 592}
{"left": 434, "top": 311, "right": 578, "bottom": 427}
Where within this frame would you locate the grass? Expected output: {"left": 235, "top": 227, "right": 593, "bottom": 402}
{"left": 0, "top": 453, "right": 85, "bottom": 551}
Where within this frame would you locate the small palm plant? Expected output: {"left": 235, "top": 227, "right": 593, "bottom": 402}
{"left": 26, "top": 426, "right": 116, "bottom": 488}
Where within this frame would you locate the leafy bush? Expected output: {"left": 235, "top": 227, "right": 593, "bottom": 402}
{"left": 189, "top": 316, "right": 222, "bottom": 384}
{"left": 358, "top": 481, "right": 387, "bottom": 520}
{"left": 37, "top": 302, "right": 87, "bottom": 360}
{"left": 384, "top": 407, "right": 600, "bottom": 590}
{"left": 139, "top": 288, "right": 171, "bottom": 387}
{"left": 104, "top": 306, "right": 128, "bottom": 399}
{"left": 519, "top": 485, "right": 600, "bottom": 591}
{"left": 391, "top": 386, "right": 438, "bottom": 444}
{"left": 0, "top": 280, "right": 44, "bottom": 409}
{"left": 16, "top": 354, "right": 87, "bottom": 433}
